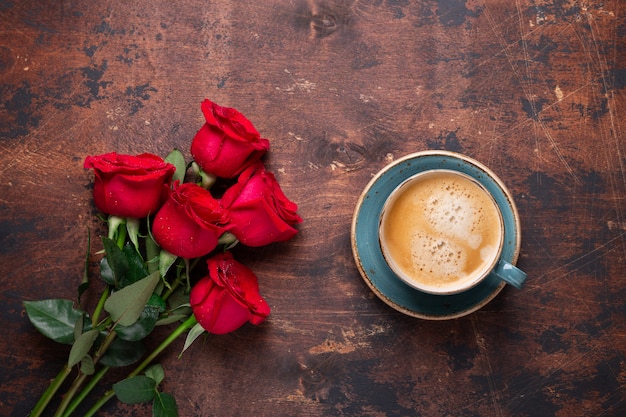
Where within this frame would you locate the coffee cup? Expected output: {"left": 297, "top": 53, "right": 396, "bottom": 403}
{"left": 379, "top": 168, "right": 526, "bottom": 295}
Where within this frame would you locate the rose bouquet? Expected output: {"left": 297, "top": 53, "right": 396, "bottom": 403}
{"left": 24, "top": 99, "right": 302, "bottom": 417}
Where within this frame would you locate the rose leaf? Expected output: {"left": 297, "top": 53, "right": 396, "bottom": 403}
{"left": 23, "top": 299, "right": 85, "bottom": 344}
{"left": 153, "top": 392, "right": 178, "bottom": 417}
{"left": 115, "top": 294, "right": 165, "bottom": 341}
{"left": 120, "top": 242, "right": 150, "bottom": 287}
{"left": 104, "top": 271, "right": 160, "bottom": 326}
{"left": 144, "top": 363, "right": 165, "bottom": 385}
{"left": 99, "top": 338, "right": 145, "bottom": 367}
{"left": 101, "top": 236, "right": 129, "bottom": 287}
{"left": 113, "top": 375, "right": 156, "bottom": 404}
{"left": 80, "top": 355, "right": 95, "bottom": 375}
{"left": 68, "top": 329, "right": 99, "bottom": 367}
{"left": 99, "top": 257, "right": 115, "bottom": 286}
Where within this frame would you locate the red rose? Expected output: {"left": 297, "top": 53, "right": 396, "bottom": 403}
{"left": 152, "top": 182, "right": 229, "bottom": 258}
{"left": 221, "top": 163, "right": 302, "bottom": 247}
{"left": 83, "top": 152, "right": 175, "bottom": 218}
{"left": 190, "top": 99, "right": 270, "bottom": 178}
{"left": 190, "top": 252, "right": 270, "bottom": 334}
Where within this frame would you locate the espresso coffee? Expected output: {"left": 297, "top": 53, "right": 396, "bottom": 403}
{"left": 380, "top": 170, "right": 503, "bottom": 294}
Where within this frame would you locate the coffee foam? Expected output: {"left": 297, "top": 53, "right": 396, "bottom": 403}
{"left": 381, "top": 170, "right": 502, "bottom": 292}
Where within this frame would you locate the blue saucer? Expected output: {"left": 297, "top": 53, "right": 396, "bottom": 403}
{"left": 351, "top": 151, "right": 522, "bottom": 320}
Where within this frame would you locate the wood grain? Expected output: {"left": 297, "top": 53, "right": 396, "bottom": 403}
{"left": 1, "top": 1, "right": 625, "bottom": 416}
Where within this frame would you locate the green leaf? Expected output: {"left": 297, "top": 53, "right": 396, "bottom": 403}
{"left": 102, "top": 236, "right": 129, "bottom": 287}
{"left": 80, "top": 355, "right": 95, "bottom": 375}
{"left": 105, "top": 271, "right": 160, "bottom": 326}
{"left": 99, "top": 256, "right": 115, "bottom": 286}
{"left": 180, "top": 323, "right": 206, "bottom": 356}
{"left": 74, "top": 315, "right": 95, "bottom": 342}
{"left": 115, "top": 294, "right": 166, "bottom": 341}
{"left": 144, "top": 364, "right": 165, "bottom": 386}
{"left": 120, "top": 242, "right": 150, "bottom": 287}
{"left": 153, "top": 392, "right": 178, "bottom": 417}
{"left": 100, "top": 338, "right": 145, "bottom": 367}
{"left": 113, "top": 375, "right": 156, "bottom": 404}
{"left": 164, "top": 148, "right": 186, "bottom": 184}
{"left": 24, "top": 299, "right": 84, "bottom": 344}
{"left": 68, "top": 329, "right": 99, "bottom": 367}
{"left": 103, "top": 238, "right": 151, "bottom": 289}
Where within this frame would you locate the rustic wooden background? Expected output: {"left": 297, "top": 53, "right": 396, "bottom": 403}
{"left": 1, "top": 1, "right": 625, "bottom": 416}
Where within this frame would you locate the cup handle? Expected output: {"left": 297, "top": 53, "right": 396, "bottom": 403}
{"left": 493, "top": 260, "right": 527, "bottom": 289}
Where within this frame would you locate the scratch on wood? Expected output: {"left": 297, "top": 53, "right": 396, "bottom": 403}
{"left": 472, "top": 317, "right": 503, "bottom": 417}
{"left": 280, "top": 69, "right": 317, "bottom": 93}
{"left": 308, "top": 324, "right": 388, "bottom": 355}
{"left": 288, "top": 131, "right": 305, "bottom": 141}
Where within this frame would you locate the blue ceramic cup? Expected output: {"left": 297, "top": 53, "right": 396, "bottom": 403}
{"left": 379, "top": 165, "right": 526, "bottom": 296}
{"left": 352, "top": 151, "right": 527, "bottom": 319}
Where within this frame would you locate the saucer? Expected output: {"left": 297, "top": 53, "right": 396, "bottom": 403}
{"left": 350, "top": 151, "right": 522, "bottom": 320}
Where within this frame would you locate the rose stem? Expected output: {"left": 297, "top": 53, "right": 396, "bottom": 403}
{"left": 52, "top": 329, "right": 117, "bottom": 417}
{"left": 29, "top": 253, "right": 114, "bottom": 417}
{"left": 28, "top": 364, "right": 73, "bottom": 417}
{"left": 82, "top": 315, "right": 198, "bottom": 417}
{"left": 60, "top": 365, "right": 109, "bottom": 417}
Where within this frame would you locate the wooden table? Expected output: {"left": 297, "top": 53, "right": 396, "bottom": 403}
{"left": 2, "top": 1, "right": 625, "bottom": 416}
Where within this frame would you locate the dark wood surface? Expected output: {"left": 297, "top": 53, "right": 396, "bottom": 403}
{"left": 2, "top": 1, "right": 625, "bottom": 416}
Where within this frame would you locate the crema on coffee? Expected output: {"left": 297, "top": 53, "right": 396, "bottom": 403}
{"left": 380, "top": 170, "right": 503, "bottom": 294}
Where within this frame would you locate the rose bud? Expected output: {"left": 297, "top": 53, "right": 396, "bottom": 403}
{"left": 190, "top": 99, "right": 270, "bottom": 178}
{"left": 83, "top": 152, "right": 175, "bottom": 218}
{"left": 221, "top": 163, "right": 302, "bottom": 247}
{"left": 152, "top": 182, "right": 229, "bottom": 258}
{"left": 190, "top": 252, "right": 270, "bottom": 334}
